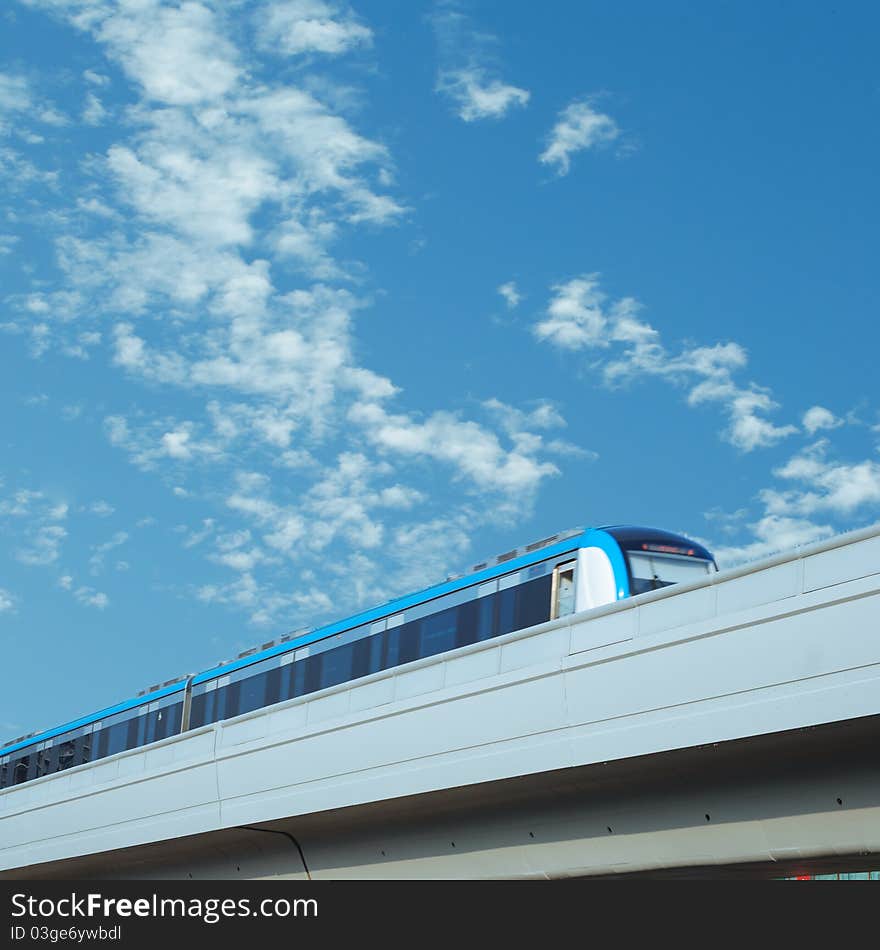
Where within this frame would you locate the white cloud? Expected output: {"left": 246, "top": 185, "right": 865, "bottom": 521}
{"left": 197, "top": 570, "right": 333, "bottom": 627}
{"left": 765, "top": 440, "right": 880, "bottom": 517}
{"left": 10, "top": 0, "right": 568, "bottom": 632}
{"left": 438, "top": 69, "right": 529, "bottom": 122}
{"left": 1, "top": 487, "right": 69, "bottom": 567}
{"left": 160, "top": 428, "right": 193, "bottom": 459}
{"left": 539, "top": 99, "right": 620, "bottom": 176}
{"left": 802, "top": 405, "right": 843, "bottom": 435}
{"left": 105, "top": 141, "right": 278, "bottom": 248}
{"left": 89, "top": 530, "right": 128, "bottom": 575}
{"left": 39, "top": 105, "right": 69, "bottom": 127}
{"left": 83, "top": 69, "right": 109, "bottom": 86}
{"left": 0, "top": 146, "right": 59, "bottom": 190}
{"left": 349, "top": 402, "right": 559, "bottom": 498}
{"left": 96, "top": 0, "right": 241, "bottom": 106}
{"left": 483, "top": 397, "right": 591, "bottom": 462}
{"left": 74, "top": 586, "right": 109, "bottom": 609}
{"left": 535, "top": 274, "right": 798, "bottom": 452}
{"left": 257, "top": 1, "right": 372, "bottom": 57}
{"left": 498, "top": 281, "right": 521, "bottom": 309}
{"left": 104, "top": 411, "right": 225, "bottom": 470}
{"left": 483, "top": 397, "right": 564, "bottom": 434}
{"left": 432, "top": 5, "right": 529, "bottom": 123}
{"left": 711, "top": 514, "right": 835, "bottom": 568}
{"left": 182, "top": 518, "right": 215, "bottom": 548}
{"left": 82, "top": 91, "right": 107, "bottom": 125}
{"left": 706, "top": 431, "right": 880, "bottom": 567}
{"left": 0, "top": 72, "right": 32, "bottom": 118}
{"left": 0, "top": 70, "right": 67, "bottom": 134}
{"left": 0, "top": 588, "right": 16, "bottom": 613}
{"left": 17, "top": 524, "right": 67, "bottom": 566}
{"left": 534, "top": 274, "right": 621, "bottom": 349}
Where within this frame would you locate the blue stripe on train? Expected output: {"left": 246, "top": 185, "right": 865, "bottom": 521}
{"left": 1, "top": 527, "right": 632, "bottom": 758}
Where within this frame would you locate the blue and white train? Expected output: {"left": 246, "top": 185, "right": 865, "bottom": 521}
{"left": 0, "top": 524, "right": 716, "bottom": 790}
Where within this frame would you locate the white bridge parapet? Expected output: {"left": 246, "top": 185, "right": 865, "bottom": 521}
{"left": 2, "top": 525, "right": 880, "bottom": 874}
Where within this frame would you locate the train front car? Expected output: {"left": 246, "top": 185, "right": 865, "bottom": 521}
{"left": 572, "top": 525, "right": 716, "bottom": 611}
{"left": 581, "top": 525, "right": 717, "bottom": 609}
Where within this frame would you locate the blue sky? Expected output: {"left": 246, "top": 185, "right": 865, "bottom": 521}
{"left": 2, "top": 0, "right": 879, "bottom": 740}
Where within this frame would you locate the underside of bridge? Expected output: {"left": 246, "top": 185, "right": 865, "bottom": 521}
{"left": 6, "top": 713, "right": 880, "bottom": 880}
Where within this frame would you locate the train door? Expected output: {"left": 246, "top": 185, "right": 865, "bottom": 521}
{"left": 551, "top": 561, "right": 577, "bottom": 619}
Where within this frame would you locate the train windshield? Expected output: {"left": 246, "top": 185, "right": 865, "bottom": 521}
{"left": 601, "top": 526, "right": 717, "bottom": 596}
{"left": 626, "top": 551, "right": 715, "bottom": 595}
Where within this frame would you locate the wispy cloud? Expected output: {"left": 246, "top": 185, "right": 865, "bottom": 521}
{"left": 709, "top": 512, "right": 835, "bottom": 568}
{"left": 705, "top": 434, "right": 880, "bottom": 567}
{"left": 438, "top": 69, "right": 530, "bottom": 122}
{"left": 802, "top": 405, "right": 844, "bottom": 435}
{"left": 0, "top": 69, "right": 67, "bottom": 131}
{"left": 256, "top": 1, "right": 373, "bottom": 57}
{"left": 74, "top": 586, "right": 110, "bottom": 610}
{"left": 534, "top": 274, "right": 798, "bottom": 452}
{"left": 0, "top": 487, "right": 69, "bottom": 566}
{"left": 6, "top": 0, "right": 566, "bottom": 629}
{"left": 764, "top": 440, "right": 880, "bottom": 518}
{"left": 82, "top": 91, "right": 107, "bottom": 125}
{"left": 88, "top": 530, "right": 128, "bottom": 575}
{"left": 0, "top": 588, "right": 17, "bottom": 613}
{"left": 0, "top": 72, "right": 32, "bottom": 122}
{"left": 498, "top": 281, "right": 521, "bottom": 309}
{"left": 348, "top": 402, "right": 560, "bottom": 499}
{"left": 432, "top": 3, "right": 529, "bottom": 122}
{"left": 539, "top": 99, "right": 620, "bottom": 176}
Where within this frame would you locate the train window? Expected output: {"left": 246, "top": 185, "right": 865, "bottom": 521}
{"left": 127, "top": 715, "right": 140, "bottom": 751}
{"left": 368, "top": 632, "right": 383, "bottom": 674}
{"left": 497, "top": 586, "right": 516, "bottom": 636}
{"left": 73, "top": 733, "right": 91, "bottom": 768}
{"left": 398, "top": 622, "right": 420, "bottom": 664}
{"left": 106, "top": 721, "right": 129, "bottom": 757}
{"left": 190, "top": 681, "right": 216, "bottom": 728}
{"left": 292, "top": 658, "right": 306, "bottom": 698}
{"left": 404, "top": 585, "right": 476, "bottom": 624}
{"left": 239, "top": 671, "right": 268, "bottom": 715}
{"left": 454, "top": 598, "right": 479, "bottom": 648}
{"left": 223, "top": 683, "right": 242, "bottom": 721}
{"left": 627, "top": 552, "right": 714, "bottom": 595}
{"left": 517, "top": 574, "right": 554, "bottom": 629}
{"left": 279, "top": 661, "right": 295, "bottom": 702}
{"left": 552, "top": 562, "right": 576, "bottom": 619}
{"left": 421, "top": 607, "right": 457, "bottom": 658}
{"left": 14, "top": 756, "right": 29, "bottom": 785}
{"left": 58, "top": 738, "right": 75, "bottom": 771}
{"left": 321, "top": 643, "right": 354, "bottom": 690}
{"left": 188, "top": 695, "right": 205, "bottom": 729}
{"left": 264, "top": 666, "right": 282, "bottom": 707}
{"left": 351, "top": 637, "right": 371, "bottom": 679}
{"left": 303, "top": 654, "right": 322, "bottom": 695}
{"left": 476, "top": 594, "right": 495, "bottom": 641}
